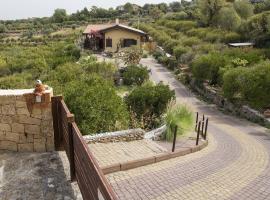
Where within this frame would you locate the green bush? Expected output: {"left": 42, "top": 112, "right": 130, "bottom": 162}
{"left": 192, "top": 53, "right": 227, "bottom": 85}
{"left": 64, "top": 75, "right": 129, "bottom": 135}
{"left": 223, "top": 48, "right": 264, "bottom": 65}
{"left": 125, "top": 83, "right": 175, "bottom": 129}
{"left": 182, "top": 37, "right": 201, "bottom": 47}
{"left": 223, "top": 67, "right": 245, "bottom": 99}
{"left": 167, "top": 56, "right": 178, "bottom": 70}
{"left": 216, "top": 6, "right": 241, "bottom": 31}
{"left": 223, "top": 62, "right": 270, "bottom": 109}
{"left": 123, "top": 65, "right": 149, "bottom": 86}
{"left": 173, "top": 46, "right": 188, "bottom": 60}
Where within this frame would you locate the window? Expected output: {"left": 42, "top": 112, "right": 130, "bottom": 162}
{"left": 106, "top": 38, "right": 112, "bottom": 47}
{"left": 123, "top": 39, "right": 137, "bottom": 48}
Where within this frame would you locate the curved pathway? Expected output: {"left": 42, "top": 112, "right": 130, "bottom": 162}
{"left": 106, "top": 58, "right": 270, "bottom": 200}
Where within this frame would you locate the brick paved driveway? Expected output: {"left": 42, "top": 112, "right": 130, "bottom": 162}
{"left": 105, "top": 58, "right": 270, "bottom": 200}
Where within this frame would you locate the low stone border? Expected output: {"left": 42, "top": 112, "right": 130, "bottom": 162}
{"left": 144, "top": 125, "right": 166, "bottom": 140}
{"left": 101, "top": 140, "right": 208, "bottom": 175}
{"left": 84, "top": 128, "right": 145, "bottom": 144}
{"left": 189, "top": 79, "right": 270, "bottom": 127}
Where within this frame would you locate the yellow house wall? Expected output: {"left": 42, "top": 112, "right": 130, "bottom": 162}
{"left": 104, "top": 29, "right": 142, "bottom": 52}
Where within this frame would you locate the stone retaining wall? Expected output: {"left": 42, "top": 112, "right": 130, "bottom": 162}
{"left": 84, "top": 129, "right": 145, "bottom": 144}
{"left": 0, "top": 89, "right": 54, "bottom": 152}
{"left": 189, "top": 79, "right": 270, "bottom": 127}
{"left": 144, "top": 125, "right": 166, "bottom": 140}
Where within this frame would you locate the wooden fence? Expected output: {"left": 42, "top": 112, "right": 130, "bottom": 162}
{"left": 52, "top": 96, "right": 117, "bottom": 200}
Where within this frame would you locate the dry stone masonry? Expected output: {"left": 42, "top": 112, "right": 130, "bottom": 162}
{"left": 84, "top": 129, "right": 145, "bottom": 144}
{"left": 0, "top": 89, "right": 54, "bottom": 152}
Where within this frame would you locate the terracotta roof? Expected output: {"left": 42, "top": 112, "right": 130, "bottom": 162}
{"left": 83, "top": 23, "right": 146, "bottom": 35}
{"left": 83, "top": 24, "right": 115, "bottom": 34}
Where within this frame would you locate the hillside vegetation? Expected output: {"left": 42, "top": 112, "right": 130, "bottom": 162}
{"left": 139, "top": 0, "right": 270, "bottom": 111}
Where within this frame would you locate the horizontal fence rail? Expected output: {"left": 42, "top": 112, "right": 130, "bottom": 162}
{"left": 52, "top": 96, "right": 117, "bottom": 200}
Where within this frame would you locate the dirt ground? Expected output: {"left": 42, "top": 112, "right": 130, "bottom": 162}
{"left": 0, "top": 150, "right": 82, "bottom": 200}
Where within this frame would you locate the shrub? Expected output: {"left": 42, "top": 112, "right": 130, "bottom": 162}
{"left": 165, "top": 11, "right": 189, "bottom": 20}
{"left": 240, "top": 62, "right": 270, "bottom": 109}
{"left": 123, "top": 65, "right": 149, "bottom": 86}
{"left": 167, "top": 56, "right": 178, "bottom": 70}
{"left": 182, "top": 37, "right": 201, "bottom": 47}
{"left": 125, "top": 83, "right": 175, "bottom": 129}
{"left": 173, "top": 46, "right": 188, "bottom": 61}
{"left": 192, "top": 53, "right": 227, "bottom": 85}
{"left": 223, "top": 62, "right": 270, "bottom": 109}
{"left": 223, "top": 67, "right": 245, "bottom": 99}
{"left": 223, "top": 48, "right": 264, "bottom": 65}
{"left": 216, "top": 6, "right": 241, "bottom": 31}
{"left": 79, "top": 56, "right": 117, "bottom": 80}
{"left": 64, "top": 75, "right": 129, "bottom": 135}
{"left": 163, "top": 101, "right": 194, "bottom": 141}
{"left": 223, "top": 32, "right": 242, "bottom": 43}
{"left": 121, "top": 46, "right": 143, "bottom": 65}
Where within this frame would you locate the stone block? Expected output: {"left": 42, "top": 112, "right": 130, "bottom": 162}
{"left": 2, "top": 104, "right": 16, "bottom": 115}
{"left": 16, "top": 95, "right": 26, "bottom": 101}
{"left": 25, "top": 124, "right": 40, "bottom": 134}
{"left": 11, "top": 123, "right": 24, "bottom": 133}
{"left": 0, "top": 140, "right": 18, "bottom": 151}
{"left": 102, "top": 164, "right": 121, "bottom": 175}
{"left": 120, "top": 157, "right": 155, "bottom": 171}
{"left": 18, "top": 143, "right": 34, "bottom": 152}
{"left": 41, "top": 108, "right": 52, "bottom": 120}
{"left": 0, "top": 131, "right": 5, "bottom": 140}
{"left": 46, "top": 137, "right": 55, "bottom": 151}
{"left": 18, "top": 115, "right": 41, "bottom": 125}
{"left": 0, "top": 123, "right": 11, "bottom": 132}
{"left": 19, "top": 133, "right": 34, "bottom": 143}
{"left": 41, "top": 120, "right": 53, "bottom": 134}
{"left": 0, "top": 96, "right": 16, "bottom": 105}
{"left": 5, "top": 132, "right": 20, "bottom": 142}
{"left": 34, "top": 138, "right": 46, "bottom": 152}
{"left": 31, "top": 108, "right": 42, "bottom": 119}
{"left": 16, "top": 101, "right": 27, "bottom": 108}
{"left": 17, "top": 107, "right": 30, "bottom": 115}
{"left": 0, "top": 115, "right": 13, "bottom": 124}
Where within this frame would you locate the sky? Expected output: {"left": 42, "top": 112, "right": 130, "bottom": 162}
{"left": 0, "top": 0, "right": 178, "bottom": 20}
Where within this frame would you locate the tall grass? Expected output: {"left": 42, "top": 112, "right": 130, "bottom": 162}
{"left": 163, "top": 101, "right": 194, "bottom": 141}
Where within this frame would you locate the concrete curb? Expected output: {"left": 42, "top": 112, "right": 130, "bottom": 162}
{"left": 102, "top": 140, "right": 208, "bottom": 175}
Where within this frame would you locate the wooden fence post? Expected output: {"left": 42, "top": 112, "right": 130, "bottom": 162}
{"left": 67, "top": 114, "right": 76, "bottom": 182}
{"left": 196, "top": 121, "right": 201, "bottom": 146}
{"left": 195, "top": 112, "right": 198, "bottom": 131}
{"left": 201, "top": 115, "right": 205, "bottom": 136}
{"left": 51, "top": 96, "right": 63, "bottom": 150}
{"left": 172, "top": 125, "right": 178, "bottom": 152}
{"left": 204, "top": 118, "right": 209, "bottom": 140}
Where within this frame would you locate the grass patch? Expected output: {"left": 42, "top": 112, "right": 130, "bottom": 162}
{"left": 163, "top": 101, "right": 194, "bottom": 141}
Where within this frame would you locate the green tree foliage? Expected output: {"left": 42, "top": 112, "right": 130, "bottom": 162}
{"left": 125, "top": 83, "right": 175, "bottom": 129}
{"left": 234, "top": 0, "right": 254, "bottom": 19}
{"left": 121, "top": 46, "right": 143, "bottom": 65}
{"left": 241, "top": 11, "right": 270, "bottom": 46}
{"left": 79, "top": 56, "right": 116, "bottom": 81}
{"left": 123, "top": 65, "right": 149, "bottom": 86}
{"left": 52, "top": 9, "right": 67, "bottom": 23}
{"left": 64, "top": 75, "right": 129, "bottom": 134}
{"left": 0, "top": 24, "right": 7, "bottom": 33}
{"left": 216, "top": 6, "right": 241, "bottom": 31}
{"left": 223, "top": 62, "right": 270, "bottom": 109}
{"left": 198, "top": 0, "right": 225, "bottom": 26}
{"left": 192, "top": 53, "right": 227, "bottom": 85}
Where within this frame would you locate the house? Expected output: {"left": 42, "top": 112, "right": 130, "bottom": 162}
{"left": 83, "top": 19, "right": 148, "bottom": 52}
